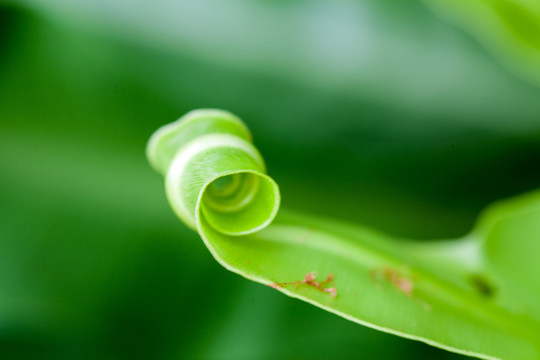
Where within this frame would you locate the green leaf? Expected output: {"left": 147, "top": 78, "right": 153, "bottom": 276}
{"left": 474, "top": 190, "right": 540, "bottom": 322}
{"left": 148, "top": 109, "right": 540, "bottom": 359}
{"left": 424, "top": 0, "right": 540, "bottom": 87}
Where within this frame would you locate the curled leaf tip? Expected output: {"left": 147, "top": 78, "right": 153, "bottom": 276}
{"left": 147, "top": 109, "right": 280, "bottom": 236}
{"left": 147, "top": 109, "right": 540, "bottom": 359}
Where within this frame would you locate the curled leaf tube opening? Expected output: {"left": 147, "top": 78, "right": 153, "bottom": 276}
{"left": 147, "top": 109, "right": 280, "bottom": 236}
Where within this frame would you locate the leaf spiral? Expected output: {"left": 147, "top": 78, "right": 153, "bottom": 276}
{"left": 146, "top": 109, "right": 540, "bottom": 360}
{"left": 146, "top": 109, "right": 280, "bottom": 236}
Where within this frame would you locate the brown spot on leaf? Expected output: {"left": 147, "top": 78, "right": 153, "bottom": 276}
{"left": 370, "top": 268, "right": 414, "bottom": 297}
{"left": 370, "top": 267, "right": 431, "bottom": 310}
{"left": 268, "top": 271, "right": 337, "bottom": 298}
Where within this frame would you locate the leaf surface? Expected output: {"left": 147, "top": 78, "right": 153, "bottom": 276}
{"left": 148, "top": 109, "right": 540, "bottom": 359}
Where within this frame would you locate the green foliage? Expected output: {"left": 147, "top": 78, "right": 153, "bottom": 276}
{"left": 425, "top": 0, "right": 540, "bottom": 86}
{"left": 3, "top": 1, "right": 540, "bottom": 359}
{"left": 149, "top": 110, "right": 540, "bottom": 359}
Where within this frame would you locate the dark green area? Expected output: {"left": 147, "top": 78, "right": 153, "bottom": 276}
{"left": 1, "top": 1, "right": 539, "bottom": 359}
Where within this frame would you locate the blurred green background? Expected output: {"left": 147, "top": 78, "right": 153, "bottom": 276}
{"left": 1, "top": 0, "right": 540, "bottom": 359}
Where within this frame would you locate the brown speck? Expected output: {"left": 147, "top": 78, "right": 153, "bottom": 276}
{"left": 370, "top": 267, "right": 431, "bottom": 310}
{"left": 266, "top": 283, "right": 282, "bottom": 290}
{"left": 269, "top": 271, "right": 337, "bottom": 298}
{"left": 370, "top": 267, "right": 414, "bottom": 297}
